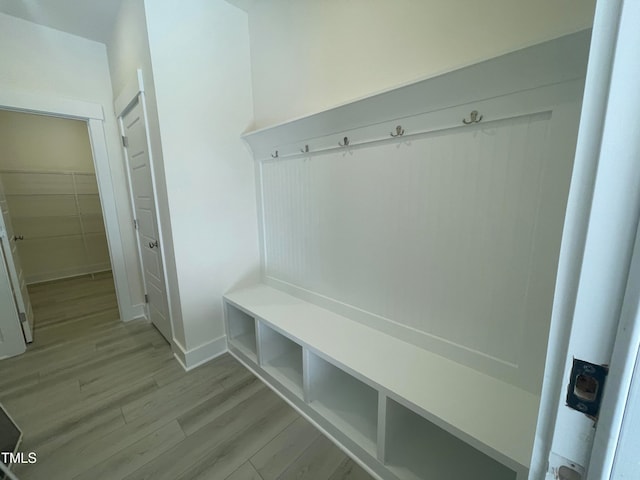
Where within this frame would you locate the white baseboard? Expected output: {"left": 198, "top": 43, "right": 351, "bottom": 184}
{"left": 26, "top": 265, "right": 111, "bottom": 285}
{"left": 122, "top": 303, "right": 147, "bottom": 322}
{"left": 172, "top": 335, "right": 228, "bottom": 371}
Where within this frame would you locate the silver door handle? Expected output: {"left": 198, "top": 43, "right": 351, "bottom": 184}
{"left": 149, "top": 240, "right": 158, "bottom": 249}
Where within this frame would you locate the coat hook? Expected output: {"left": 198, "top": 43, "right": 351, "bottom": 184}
{"left": 390, "top": 125, "right": 405, "bottom": 137}
{"left": 339, "top": 136, "right": 350, "bottom": 147}
{"left": 462, "top": 110, "right": 483, "bottom": 125}
{"left": 271, "top": 150, "right": 279, "bottom": 158}
{"left": 300, "top": 145, "right": 309, "bottom": 153}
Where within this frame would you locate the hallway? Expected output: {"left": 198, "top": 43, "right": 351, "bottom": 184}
{"left": 0, "top": 274, "right": 371, "bottom": 479}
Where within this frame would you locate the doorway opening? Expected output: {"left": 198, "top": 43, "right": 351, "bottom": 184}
{"left": 0, "top": 109, "right": 116, "bottom": 345}
{"left": 0, "top": 89, "right": 138, "bottom": 357}
{"left": 0, "top": 110, "right": 119, "bottom": 342}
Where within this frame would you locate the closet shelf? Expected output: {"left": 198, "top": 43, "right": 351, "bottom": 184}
{"left": 225, "top": 284, "right": 538, "bottom": 476}
{"left": 11, "top": 213, "right": 103, "bottom": 220}
{"left": 5, "top": 193, "right": 99, "bottom": 197}
{"left": 16, "top": 232, "right": 105, "bottom": 241}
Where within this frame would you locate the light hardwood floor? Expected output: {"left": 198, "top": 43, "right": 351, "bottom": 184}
{"left": 0, "top": 272, "right": 373, "bottom": 480}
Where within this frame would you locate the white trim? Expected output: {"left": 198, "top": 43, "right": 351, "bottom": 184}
{"left": 0, "top": 88, "right": 136, "bottom": 323}
{"left": 0, "top": 89, "right": 103, "bottom": 120}
{"left": 129, "top": 303, "right": 147, "bottom": 322}
{"left": 139, "top": 87, "right": 175, "bottom": 341}
{"left": 86, "top": 118, "right": 135, "bottom": 322}
{"left": 117, "top": 109, "right": 149, "bottom": 323}
{"left": 115, "top": 68, "right": 176, "bottom": 345}
{"left": 172, "top": 336, "right": 227, "bottom": 371}
{"left": 114, "top": 69, "right": 145, "bottom": 118}
{"left": 537, "top": 0, "right": 640, "bottom": 477}
{"left": 25, "top": 266, "right": 111, "bottom": 286}
{"left": 594, "top": 219, "right": 640, "bottom": 478}
{"left": 587, "top": 1, "right": 640, "bottom": 477}
{"left": 529, "top": 2, "right": 621, "bottom": 476}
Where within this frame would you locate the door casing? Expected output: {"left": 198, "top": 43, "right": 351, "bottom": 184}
{"left": 0, "top": 89, "right": 137, "bottom": 324}
{"left": 115, "top": 69, "right": 174, "bottom": 345}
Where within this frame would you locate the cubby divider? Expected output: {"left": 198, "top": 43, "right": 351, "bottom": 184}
{"left": 307, "top": 352, "right": 379, "bottom": 457}
{"left": 257, "top": 321, "right": 304, "bottom": 398}
{"left": 225, "top": 303, "right": 257, "bottom": 361}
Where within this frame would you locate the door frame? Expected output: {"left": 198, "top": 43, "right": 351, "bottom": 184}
{"left": 115, "top": 69, "right": 174, "bottom": 343}
{"left": 0, "top": 88, "right": 135, "bottom": 323}
{"left": 533, "top": 0, "right": 640, "bottom": 477}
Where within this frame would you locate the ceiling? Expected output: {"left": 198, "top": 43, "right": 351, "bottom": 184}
{"left": 0, "top": 0, "right": 255, "bottom": 44}
{"left": 0, "top": 0, "right": 124, "bottom": 43}
{"left": 224, "top": 0, "right": 257, "bottom": 12}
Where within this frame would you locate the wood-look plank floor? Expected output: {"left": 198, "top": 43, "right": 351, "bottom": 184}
{"left": 0, "top": 272, "right": 373, "bottom": 480}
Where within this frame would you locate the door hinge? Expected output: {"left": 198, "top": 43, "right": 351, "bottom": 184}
{"left": 134, "top": 219, "right": 138, "bottom": 230}
{"left": 122, "top": 135, "right": 129, "bottom": 148}
{"left": 145, "top": 294, "right": 149, "bottom": 304}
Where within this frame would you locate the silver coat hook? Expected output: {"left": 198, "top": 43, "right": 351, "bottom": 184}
{"left": 339, "top": 136, "right": 350, "bottom": 147}
{"left": 390, "top": 125, "right": 405, "bottom": 137}
{"left": 300, "top": 145, "right": 309, "bottom": 153}
{"left": 463, "top": 110, "right": 483, "bottom": 125}
{"left": 271, "top": 150, "right": 279, "bottom": 158}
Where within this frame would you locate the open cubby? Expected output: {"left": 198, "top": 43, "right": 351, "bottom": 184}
{"left": 258, "top": 322, "right": 303, "bottom": 397}
{"left": 226, "top": 303, "right": 257, "bottom": 360}
{"left": 224, "top": 286, "right": 536, "bottom": 478}
{"left": 307, "top": 352, "right": 378, "bottom": 457}
{"left": 384, "top": 398, "right": 517, "bottom": 480}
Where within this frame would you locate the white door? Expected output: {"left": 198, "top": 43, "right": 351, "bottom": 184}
{"left": 0, "top": 176, "right": 33, "bottom": 343}
{"left": 0, "top": 246, "right": 26, "bottom": 359}
{"left": 120, "top": 97, "right": 171, "bottom": 343}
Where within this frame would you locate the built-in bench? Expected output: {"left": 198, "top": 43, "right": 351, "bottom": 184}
{"left": 224, "top": 285, "right": 538, "bottom": 480}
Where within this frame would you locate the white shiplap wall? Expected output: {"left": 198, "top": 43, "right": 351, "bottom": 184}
{"left": 246, "top": 32, "right": 588, "bottom": 394}
{"left": 262, "top": 112, "right": 554, "bottom": 367}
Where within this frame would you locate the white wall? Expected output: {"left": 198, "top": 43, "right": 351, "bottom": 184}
{"left": 107, "top": 0, "right": 187, "bottom": 346}
{"left": 108, "top": 0, "right": 261, "bottom": 358}
{"left": 246, "top": 0, "right": 595, "bottom": 128}
{"left": 144, "top": 0, "right": 260, "bottom": 354}
{"left": 0, "top": 12, "right": 143, "bottom": 317}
